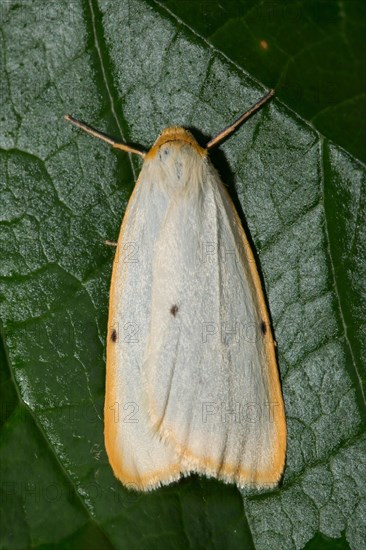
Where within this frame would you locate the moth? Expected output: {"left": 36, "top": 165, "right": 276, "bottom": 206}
{"left": 65, "top": 89, "right": 286, "bottom": 491}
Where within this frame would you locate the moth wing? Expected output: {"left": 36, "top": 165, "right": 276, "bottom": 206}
{"left": 145, "top": 160, "right": 286, "bottom": 489}
{"left": 105, "top": 161, "right": 184, "bottom": 491}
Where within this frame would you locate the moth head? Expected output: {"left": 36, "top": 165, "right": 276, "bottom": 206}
{"left": 146, "top": 127, "right": 207, "bottom": 159}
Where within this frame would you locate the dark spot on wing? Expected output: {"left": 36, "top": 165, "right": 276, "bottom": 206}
{"left": 111, "top": 329, "right": 118, "bottom": 342}
{"left": 261, "top": 321, "right": 267, "bottom": 335}
{"left": 170, "top": 304, "right": 179, "bottom": 317}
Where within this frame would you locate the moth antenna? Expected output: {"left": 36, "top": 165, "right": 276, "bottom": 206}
{"left": 64, "top": 115, "right": 146, "bottom": 158}
{"left": 206, "top": 89, "right": 275, "bottom": 149}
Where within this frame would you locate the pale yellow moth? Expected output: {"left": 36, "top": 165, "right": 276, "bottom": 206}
{"left": 65, "top": 89, "right": 286, "bottom": 491}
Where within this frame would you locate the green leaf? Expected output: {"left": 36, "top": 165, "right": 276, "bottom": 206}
{"left": 160, "top": 0, "right": 366, "bottom": 163}
{"left": 0, "top": 1, "right": 365, "bottom": 549}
